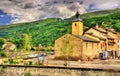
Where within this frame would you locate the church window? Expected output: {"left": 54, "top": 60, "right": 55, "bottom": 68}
{"left": 75, "top": 24, "right": 76, "bottom": 26}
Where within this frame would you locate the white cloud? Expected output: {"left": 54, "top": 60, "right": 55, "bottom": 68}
{"left": 83, "top": 0, "right": 120, "bottom": 10}
{"left": 0, "top": 15, "right": 5, "bottom": 17}
{"left": 0, "top": 0, "right": 119, "bottom": 24}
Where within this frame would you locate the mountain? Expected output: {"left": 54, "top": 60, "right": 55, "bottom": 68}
{"left": 0, "top": 18, "right": 71, "bottom": 46}
{"left": 0, "top": 8, "right": 120, "bottom": 46}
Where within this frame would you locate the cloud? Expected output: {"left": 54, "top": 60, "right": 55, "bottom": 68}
{"left": 0, "top": 15, "right": 5, "bottom": 17}
{"left": 0, "top": 0, "right": 120, "bottom": 24}
{"left": 83, "top": 0, "right": 120, "bottom": 11}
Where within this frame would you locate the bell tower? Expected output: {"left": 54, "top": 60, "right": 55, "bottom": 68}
{"left": 72, "top": 11, "right": 83, "bottom": 35}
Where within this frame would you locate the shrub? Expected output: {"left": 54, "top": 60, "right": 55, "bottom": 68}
{"left": 8, "top": 59, "right": 14, "bottom": 64}
{"left": 3, "top": 60, "right": 8, "bottom": 63}
{"left": 28, "top": 61, "right": 32, "bottom": 65}
{"left": 24, "top": 72, "right": 30, "bottom": 76}
{"left": 24, "top": 61, "right": 33, "bottom": 65}
{"left": 0, "top": 52, "right": 7, "bottom": 57}
{"left": 24, "top": 62, "right": 28, "bottom": 65}
{"left": 2, "top": 65, "right": 7, "bottom": 69}
{"left": 37, "top": 61, "right": 43, "bottom": 65}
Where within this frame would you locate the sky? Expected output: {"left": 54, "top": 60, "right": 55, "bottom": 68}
{"left": 0, "top": 0, "right": 120, "bottom": 25}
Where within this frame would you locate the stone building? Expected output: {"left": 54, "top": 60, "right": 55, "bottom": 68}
{"left": 54, "top": 12, "right": 120, "bottom": 61}
{"left": 117, "top": 34, "right": 120, "bottom": 57}
{"left": 85, "top": 25, "right": 118, "bottom": 58}
{"left": 55, "top": 12, "right": 100, "bottom": 61}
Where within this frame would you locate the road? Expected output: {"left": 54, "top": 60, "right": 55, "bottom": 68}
{"left": 17, "top": 54, "right": 120, "bottom": 71}
{"left": 43, "top": 55, "right": 120, "bottom": 71}
{"left": 43, "top": 60, "right": 120, "bottom": 71}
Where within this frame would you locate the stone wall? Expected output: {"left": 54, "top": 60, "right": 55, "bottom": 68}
{"left": 55, "top": 34, "right": 82, "bottom": 59}
{"left": 0, "top": 65, "right": 120, "bottom": 76}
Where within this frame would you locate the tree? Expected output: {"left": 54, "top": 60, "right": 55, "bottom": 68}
{"left": 0, "top": 38, "right": 4, "bottom": 48}
{"left": 9, "top": 34, "right": 32, "bottom": 50}
{"left": 22, "top": 34, "right": 32, "bottom": 50}
{"left": 60, "top": 34, "right": 74, "bottom": 66}
{"left": 9, "top": 38, "right": 25, "bottom": 49}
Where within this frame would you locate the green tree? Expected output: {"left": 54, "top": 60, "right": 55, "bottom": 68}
{"left": 10, "top": 34, "right": 32, "bottom": 50}
{"left": 22, "top": 34, "right": 32, "bottom": 50}
{"left": 9, "top": 38, "right": 25, "bottom": 49}
{"left": 0, "top": 38, "right": 4, "bottom": 48}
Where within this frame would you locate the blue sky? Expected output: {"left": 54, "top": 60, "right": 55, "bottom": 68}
{"left": 0, "top": 10, "right": 12, "bottom": 25}
{"left": 0, "top": 0, "right": 120, "bottom": 25}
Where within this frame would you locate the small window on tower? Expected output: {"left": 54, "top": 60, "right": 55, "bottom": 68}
{"left": 75, "top": 24, "right": 76, "bottom": 26}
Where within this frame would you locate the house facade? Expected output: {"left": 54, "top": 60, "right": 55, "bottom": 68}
{"left": 117, "top": 34, "right": 120, "bottom": 57}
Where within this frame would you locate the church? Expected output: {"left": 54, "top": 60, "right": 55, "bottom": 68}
{"left": 54, "top": 12, "right": 120, "bottom": 61}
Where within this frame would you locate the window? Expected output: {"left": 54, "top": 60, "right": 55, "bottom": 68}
{"left": 101, "top": 43, "right": 102, "bottom": 49}
{"left": 75, "top": 24, "right": 76, "bottom": 26}
{"left": 86, "top": 42, "right": 88, "bottom": 48}
{"left": 103, "top": 42, "right": 104, "bottom": 48}
{"left": 92, "top": 43, "right": 94, "bottom": 48}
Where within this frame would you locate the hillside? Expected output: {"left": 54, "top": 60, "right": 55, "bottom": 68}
{"left": 0, "top": 8, "right": 120, "bottom": 47}
{"left": 0, "top": 18, "right": 72, "bottom": 46}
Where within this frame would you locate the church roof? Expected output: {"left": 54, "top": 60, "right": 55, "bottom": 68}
{"left": 72, "top": 34, "right": 99, "bottom": 42}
